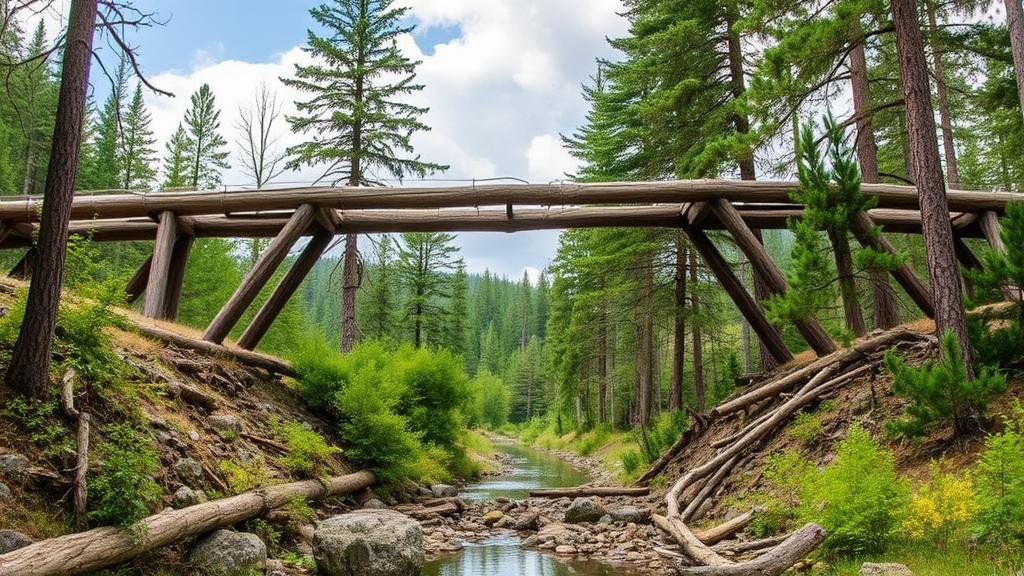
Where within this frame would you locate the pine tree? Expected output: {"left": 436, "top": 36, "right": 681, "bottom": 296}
{"left": 119, "top": 84, "right": 157, "bottom": 189}
{"left": 161, "top": 124, "right": 190, "bottom": 189}
{"left": 362, "top": 234, "right": 398, "bottom": 341}
{"left": 445, "top": 261, "right": 469, "bottom": 356}
{"left": 284, "top": 0, "right": 447, "bottom": 352}
{"left": 12, "top": 21, "right": 58, "bottom": 195}
{"left": 182, "top": 83, "right": 229, "bottom": 188}
{"left": 90, "top": 56, "right": 129, "bottom": 190}
{"left": 396, "top": 232, "right": 459, "bottom": 348}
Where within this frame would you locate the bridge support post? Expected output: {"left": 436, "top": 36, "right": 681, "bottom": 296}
{"left": 849, "top": 211, "right": 935, "bottom": 318}
{"left": 711, "top": 199, "right": 836, "bottom": 356}
{"left": 125, "top": 255, "right": 152, "bottom": 304}
{"left": 238, "top": 226, "right": 334, "bottom": 350}
{"left": 980, "top": 211, "right": 1006, "bottom": 254}
{"left": 142, "top": 211, "right": 178, "bottom": 319}
{"left": 163, "top": 234, "right": 194, "bottom": 320}
{"left": 685, "top": 226, "right": 793, "bottom": 366}
{"left": 203, "top": 204, "right": 318, "bottom": 344}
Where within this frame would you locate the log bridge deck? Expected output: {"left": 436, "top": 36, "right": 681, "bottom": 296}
{"left": 0, "top": 179, "right": 1016, "bottom": 357}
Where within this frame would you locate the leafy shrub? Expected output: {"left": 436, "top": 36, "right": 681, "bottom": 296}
{"left": 277, "top": 422, "right": 341, "bottom": 479}
{"left": 885, "top": 330, "right": 1006, "bottom": 438}
{"left": 903, "top": 464, "right": 976, "bottom": 545}
{"left": 973, "top": 403, "right": 1024, "bottom": 545}
{"left": 89, "top": 424, "right": 161, "bottom": 527}
{"left": 392, "top": 344, "right": 470, "bottom": 449}
{"left": 798, "top": 426, "right": 909, "bottom": 556}
{"left": 219, "top": 457, "right": 270, "bottom": 494}
{"left": 620, "top": 450, "right": 642, "bottom": 477}
{"left": 576, "top": 425, "right": 611, "bottom": 456}
{"left": 734, "top": 450, "right": 814, "bottom": 537}
{"left": 470, "top": 370, "right": 510, "bottom": 429}
{"left": 4, "top": 397, "right": 73, "bottom": 459}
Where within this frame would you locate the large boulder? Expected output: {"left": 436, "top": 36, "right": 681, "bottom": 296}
{"left": 0, "top": 453, "right": 29, "bottom": 475}
{"left": 860, "top": 563, "right": 914, "bottom": 576}
{"left": 0, "top": 530, "right": 35, "bottom": 555}
{"left": 609, "top": 505, "right": 649, "bottom": 524}
{"left": 313, "top": 510, "right": 423, "bottom": 576}
{"left": 563, "top": 497, "right": 607, "bottom": 524}
{"left": 188, "top": 529, "right": 266, "bottom": 576}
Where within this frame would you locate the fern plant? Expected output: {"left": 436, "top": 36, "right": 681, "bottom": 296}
{"left": 884, "top": 330, "right": 1007, "bottom": 439}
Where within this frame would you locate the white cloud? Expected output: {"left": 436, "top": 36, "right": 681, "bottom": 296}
{"left": 138, "top": 0, "right": 626, "bottom": 276}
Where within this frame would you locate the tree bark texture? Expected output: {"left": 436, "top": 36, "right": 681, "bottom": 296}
{"left": 5, "top": 0, "right": 98, "bottom": 397}
{"left": 690, "top": 247, "right": 706, "bottom": 412}
{"left": 671, "top": 233, "right": 687, "bottom": 411}
{"left": 829, "top": 228, "right": 867, "bottom": 336}
{"left": 1007, "top": 0, "right": 1024, "bottom": 125}
{"left": 892, "top": 0, "right": 974, "bottom": 376}
{"left": 340, "top": 232, "right": 359, "bottom": 352}
{"left": 925, "top": 0, "right": 960, "bottom": 187}
{"left": 634, "top": 248, "right": 655, "bottom": 427}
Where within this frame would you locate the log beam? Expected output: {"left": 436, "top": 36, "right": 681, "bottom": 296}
{"left": 203, "top": 204, "right": 317, "bottom": 344}
{"left": 711, "top": 199, "right": 836, "bottom": 356}
{"left": 685, "top": 227, "right": 792, "bottom": 365}
{"left": 980, "top": 210, "right": 1007, "bottom": 254}
{"left": 124, "top": 255, "right": 152, "bottom": 304}
{"left": 8, "top": 248, "right": 34, "bottom": 279}
{"left": 849, "top": 210, "right": 935, "bottom": 318}
{"left": 237, "top": 226, "right": 334, "bottom": 350}
{"left": 163, "top": 235, "right": 193, "bottom": 320}
{"left": 142, "top": 211, "right": 178, "bottom": 319}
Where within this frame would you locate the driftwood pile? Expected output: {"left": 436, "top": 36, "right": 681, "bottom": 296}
{"left": 642, "top": 327, "right": 935, "bottom": 575}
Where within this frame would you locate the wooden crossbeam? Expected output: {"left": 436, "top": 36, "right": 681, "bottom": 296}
{"left": 163, "top": 235, "right": 193, "bottom": 320}
{"left": 980, "top": 211, "right": 1006, "bottom": 254}
{"left": 237, "top": 227, "right": 334, "bottom": 350}
{"left": 685, "top": 227, "right": 792, "bottom": 366}
{"left": 711, "top": 199, "right": 836, "bottom": 356}
{"left": 142, "top": 211, "right": 178, "bottom": 319}
{"left": 848, "top": 211, "right": 936, "bottom": 318}
{"left": 203, "top": 204, "right": 317, "bottom": 345}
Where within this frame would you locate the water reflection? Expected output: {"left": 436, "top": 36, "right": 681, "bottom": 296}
{"left": 424, "top": 441, "right": 650, "bottom": 576}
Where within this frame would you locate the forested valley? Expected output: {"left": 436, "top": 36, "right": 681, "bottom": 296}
{"left": 1, "top": 0, "right": 1024, "bottom": 575}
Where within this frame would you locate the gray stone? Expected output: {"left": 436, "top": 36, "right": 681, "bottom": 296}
{"left": 188, "top": 529, "right": 266, "bottom": 576}
{"left": 0, "top": 453, "right": 29, "bottom": 475}
{"left": 609, "top": 506, "right": 649, "bottom": 524}
{"left": 0, "top": 481, "right": 12, "bottom": 502}
{"left": 0, "top": 530, "right": 34, "bottom": 554}
{"left": 173, "top": 457, "right": 203, "bottom": 479}
{"left": 851, "top": 390, "right": 875, "bottom": 414}
{"left": 563, "top": 497, "right": 607, "bottom": 524}
{"left": 266, "top": 558, "right": 288, "bottom": 576}
{"left": 362, "top": 498, "right": 387, "bottom": 509}
{"left": 209, "top": 413, "right": 242, "bottom": 435}
{"left": 431, "top": 484, "right": 457, "bottom": 498}
{"left": 172, "top": 485, "right": 200, "bottom": 508}
{"left": 313, "top": 509, "right": 423, "bottom": 576}
{"left": 860, "top": 563, "right": 914, "bottom": 576}
{"left": 187, "top": 431, "right": 201, "bottom": 442}
{"left": 597, "top": 514, "right": 613, "bottom": 525}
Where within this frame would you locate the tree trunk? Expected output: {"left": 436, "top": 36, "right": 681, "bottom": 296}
{"left": 829, "top": 228, "right": 866, "bottom": 336}
{"left": 1007, "top": 0, "right": 1024, "bottom": 124}
{"left": 597, "top": 300, "right": 608, "bottom": 423}
{"left": 21, "top": 146, "right": 36, "bottom": 196}
{"left": 671, "top": 233, "right": 686, "bottom": 411}
{"left": 340, "top": 232, "right": 359, "bottom": 352}
{"left": 850, "top": 37, "right": 899, "bottom": 329}
{"left": 925, "top": 0, "right": 960, "bottom": 187}
{"left": 635, "top": 249, "right": 655, "bottom": 427}
{"left": 0, "top": 471, "right": 375, "bottom": 576}
{"left": 690, "top": 248, "right": 705, "bottom": 412}
{"left": 892, "top": 0, "right": 974, "bottom": 376}
{"left": 5, "top": 0, "right": 98, "bottom": 397}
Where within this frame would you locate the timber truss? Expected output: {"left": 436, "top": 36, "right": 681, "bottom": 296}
{"left": 0, "top": 179, "right": 1016, "bottom": 356}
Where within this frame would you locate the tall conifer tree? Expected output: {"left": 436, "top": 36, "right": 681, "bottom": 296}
{"left": 182, "top": 83, "right": 229, "bottom": 188}
{"left": 119, "top": 84, "right": 157, "bottom": 189}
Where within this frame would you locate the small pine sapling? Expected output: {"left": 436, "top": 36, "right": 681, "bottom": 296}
{"left": 885, "top": 330, "right": 1006, "bottom": 439}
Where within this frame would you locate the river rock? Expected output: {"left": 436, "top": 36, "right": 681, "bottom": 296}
{"left": 172, "top": 485, "right": 201, "bottom": 508}
{"left": 0, "top": 453, "right": 29, "bottom": 475}
{"left": 860, "top": 563, "right": 914, "bottom": 576}
{"left": 189, "top": 529, "right": 266, "bottom": 576}
{"left": 564, "top": 497, "right": 607, "bottom": 524}
{"left": 0, "top": 481, "right": 12, "bottom": 502}
{"left": 481, "top": 510, "right": 504, "bottom": 525}
{"left": 209, "top": 413, "right": 242, "bottom": 435}
{"left": 0, "top": 530, "right": 34, "bottom": 554}
{"left": 610, "top": 506, "right": 649, "bottom": 524}
{"left": 313, "top": 509, "right": 423, "bottom": 576}
{"left": 363, "top": 498, "right": 387, "bottom": 509}
{"left": 554, "top": 544, "right": 577, "bottom": 555}
{"left": 431, "top": 484, "right": 457, "bottom": 498}
{"left": 173, "top": 457, "right": 203, "bottom": 479}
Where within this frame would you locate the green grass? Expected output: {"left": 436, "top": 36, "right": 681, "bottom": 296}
{"left": 828, "top": 544, "right": 1023, "bottom": 576}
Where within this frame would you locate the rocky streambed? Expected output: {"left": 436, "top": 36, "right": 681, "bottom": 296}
{"left": 419, "top": 440, "right": 673, "bottom": 575}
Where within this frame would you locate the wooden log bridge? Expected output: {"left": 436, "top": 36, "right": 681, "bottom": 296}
{"left": 0, "top": 179, "right": 1016, "bottom": 355}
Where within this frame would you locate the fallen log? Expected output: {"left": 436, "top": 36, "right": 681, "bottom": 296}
{"left": 132, "top": 322, "right": 295, "bottom": 377}
{"left": 714, "top": 534, "right": 788, "bottom": 556}
{"left": 693, "top": 510, "right": 756, "bottom": 546}
{"left": 394, "top": 502, "right": 461, "bottom": 519}
{"left": 676, "top": 524, "right": 826, "bottom": 576}
{"left": 0, "top": 470, "right": 375, "bottom": 576}
{"left": 652, "top": 514, "right": 731, "bottom": 566}
{"left": 528, "top": 486, "right": 650, "bottom": 498}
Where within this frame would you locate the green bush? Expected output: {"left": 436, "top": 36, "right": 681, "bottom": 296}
{"left": 798, "top": 426, "right": 909, "bottom": 556}
{"left": 392, "top": 344, "right": 470, "bottom": 449}
{"left": 973, "top": 403, "right": 1024, "bottom": 545}
{"left": 634, "top": 410, "right": 687, "bottom": 464}
{"left": 4, "top": 397, "right": 74, "bottom": 459}
{"left": 219, "top": 457, "right": 270, "bottom": 494}
{"left": 470, "top": 370, "right": 510, "bottom": 429}
{"left": 885, "top": 331, "right": 1006, "bottom": 439}
{"left": 277, "top": 422, "right": 342, "bottom": 478}
{"left": 620, "top": 449, "right": 642, "bottom": 477}
{"left": 89, "top": 424, "right": 162, "bottom": 527}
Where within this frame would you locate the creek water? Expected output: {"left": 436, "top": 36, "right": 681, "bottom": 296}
{"left": 421, "top": 441, "right": 649, "bottom": 576}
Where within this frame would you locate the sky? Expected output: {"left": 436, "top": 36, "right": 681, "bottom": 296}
{"left": 34, "top": 0, "right": 630, "bottom": 282}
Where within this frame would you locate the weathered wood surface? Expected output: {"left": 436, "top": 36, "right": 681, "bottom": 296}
{"left": 133, "top": 322, "right": 295, "bottom": 376}
{"left": 141, "top": 211, "right": 178, "bottom": 319}
{"left": 163, "top": 235, "right": 193, "bottom": 320}
{"left": 686, "top": 227, "right": 793, "bottom": 365}
{"left": 0, "top": 471, "right": 375, "bottom": 576}
{"left": 675, "top": 524, "right": 827, "bottom": 576}
{"left": 849, "top": 210, "right": 935, "bottom": 318}
{"left": 124, "top": 255, "right": 151, "bottom": 304}
{"left": 203, "top": 204, "right": 317, "bottom": 344}
{"left": 528, "top": 486, "right": 651, "bottom": 498}
{"left": 0, "top": 180, "right": 1018, "bottom": 223}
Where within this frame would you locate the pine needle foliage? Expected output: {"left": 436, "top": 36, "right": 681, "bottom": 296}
{"left": 884, "top": 331, "right": 1006, "bottom": 439}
